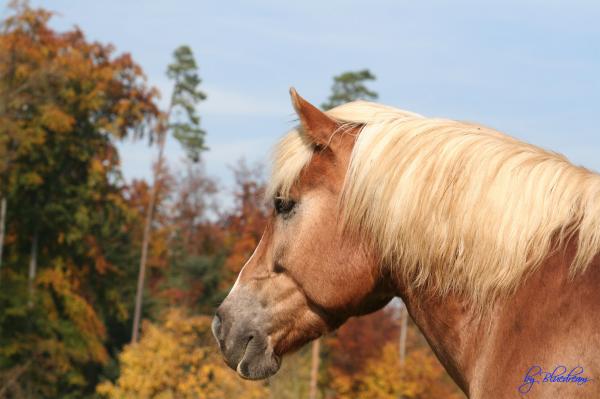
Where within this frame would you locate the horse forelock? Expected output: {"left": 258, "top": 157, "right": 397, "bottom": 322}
{"left": 268, "top": 100, "right": 600, "bottom": 309}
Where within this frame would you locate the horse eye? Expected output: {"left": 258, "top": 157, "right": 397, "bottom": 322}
{"left": 273, "top": 262, "right": 286, "bottom": 274}
{"left": 274, "top": 198, "right": 296, "bottom": 215}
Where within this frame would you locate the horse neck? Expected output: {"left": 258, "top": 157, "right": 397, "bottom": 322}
{"left": 394, "top": 242, "right": 600, "bottom": 398}
{"left": 396, "top": 281, "right": 481, "bottom": 395}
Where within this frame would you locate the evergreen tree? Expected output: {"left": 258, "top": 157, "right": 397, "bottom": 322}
{"left": 167, "top": 45, "right": 208, "bottom": 161}
{"left": 131, "top": 45, "right": 207, "bottom": 343}
{"left": 321, "top": 69, "right": 378, "bottom": 110}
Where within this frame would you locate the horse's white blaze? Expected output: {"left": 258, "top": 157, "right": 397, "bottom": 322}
{"left": 228, "top": 231, "right": 267, "bottom": 295}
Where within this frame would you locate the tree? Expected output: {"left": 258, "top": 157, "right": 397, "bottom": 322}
{"left": 321, "top": 69, "right": 378, "bottom": 110}
{"left": 0, "top": 1, "right": 65, "bottom": 277}
{"left": 167, "top": 46, "right": 208, "bottom": 162}
{"left": 267, "top": 345, "right": 314, "bottom": 399}
{"left": 170, "top": 162, "right": 219, "bottom": 257}
{"left": 158, "top": 159, "right": 268, "bottom": 319}
{"left": 0, "top": 3, "right": 159, "bottom": 396}
{"left": 327, "top": 314, "right": 464, "bottom": 399}
{"left": 326, "top": 307, "right": 399, "bottom": 378}
{"left": 0, "top": 190, "right": 6, "bottom": 274}
{"left": 131, "top": 45, "right": 207, "bottom": 343}
{"left": 221, "top": 160, "right": 269, "bottom": 289}
{"left": 354, "top": 344, "right": 464, "bottom": 399}
{"left": 160, "top": 161, "right": 224, "bottom": 313}
{"left": 97, "top": 308, "right": 268, "bottom": 399}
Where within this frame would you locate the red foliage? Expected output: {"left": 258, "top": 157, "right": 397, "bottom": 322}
{"left": 327, "top": 306, "right": 399, "bottom": 377}
{"left": 222, "top": 160, "right": 269, "bottom": 288}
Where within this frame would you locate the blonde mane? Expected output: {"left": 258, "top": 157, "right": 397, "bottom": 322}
{"left": 268, "top": 101, "right": 600, "bottom": 305}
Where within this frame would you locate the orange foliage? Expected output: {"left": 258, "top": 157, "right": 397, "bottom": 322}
{"left": 171, "top": 163, "right": 221, "bottom": 256}
{"left": 350, "top": 344, "right": 464, "bottom": 399}
{"left": 97, "top": 308, "right": 268, "bottom": 399}
{"left": 222, "top": 161, "right": 269, "bottom": 288}
{"left": 327, "top": 310, "right": 465, "bottom": 399}
{"left": 124, "top": 178, "right": 173, "bottom": 273}
{"left": 0, "top": 3, "right": 160, "bottom": 395}
{"left": 327, "top": 307, "right": 399, "bottom": 377}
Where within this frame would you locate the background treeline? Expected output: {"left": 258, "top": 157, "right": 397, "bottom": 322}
{"left": 0, "top": 3, "right": 464, "bottom": 398}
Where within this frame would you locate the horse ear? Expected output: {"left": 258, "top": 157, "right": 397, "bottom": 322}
{"left": 290, "top": 88, "right": 338, "bottom": 147}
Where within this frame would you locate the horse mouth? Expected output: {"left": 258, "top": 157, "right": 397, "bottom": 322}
{"left": 234, "top": 335, "right": 282, "bottom": 380}
{"left": 211, "top": 291, "right": 283, "bottom": 380}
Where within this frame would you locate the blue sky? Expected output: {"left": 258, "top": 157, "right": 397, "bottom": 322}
{"left": 6, "top": 1, "right": 600, "bottom": 194}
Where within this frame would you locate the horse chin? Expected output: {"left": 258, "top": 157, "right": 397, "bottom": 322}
{"left": 234, "top": 335, "right": 282, "bottom": 380}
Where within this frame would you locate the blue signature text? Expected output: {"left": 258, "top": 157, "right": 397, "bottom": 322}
{"left": 518, "top": 365, "right": 592, "bottom": 394}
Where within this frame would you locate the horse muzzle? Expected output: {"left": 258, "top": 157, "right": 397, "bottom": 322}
{"left": 212, "top": 288, "right": 281, "bottom": 380}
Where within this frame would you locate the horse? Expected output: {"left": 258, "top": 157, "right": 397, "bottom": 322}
{"left": 212, "top": 89, "right": 600, "bottom": 398}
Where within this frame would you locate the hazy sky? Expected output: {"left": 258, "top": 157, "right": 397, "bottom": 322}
{"left": 7, "top": 1, "right": 600, "bottom": 193}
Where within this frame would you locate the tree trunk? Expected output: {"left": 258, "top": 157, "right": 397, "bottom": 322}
{"left": 27, "top": 231, "right": 38, "bottom": 308}
{"left": 0, "top": 196, "right": 6, "bottom": 275}
{"left": 309, "top": 338, "right": 321, "bottom": 399}
{"left": 399, "top": 303, "right": 408, "bottom": 366}
{"left": 26, "top": 231, "right": 39, "bottom": 399}
{"left": 0, "top": 361, "right": 30, "bottom": 398}
{"left": 131, "top": 129, "right": 167, "bottom": 344}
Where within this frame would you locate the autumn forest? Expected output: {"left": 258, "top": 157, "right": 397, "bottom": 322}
{"left": 0, "top": 3, "right": 464, "bottom": 398}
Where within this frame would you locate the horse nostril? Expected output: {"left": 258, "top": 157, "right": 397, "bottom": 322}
{"left": 211, "top": 313, "right": 222, "bottom": 341}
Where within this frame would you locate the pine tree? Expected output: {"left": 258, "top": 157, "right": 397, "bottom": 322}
{"left": 321, "top": 69, "right": 378, "bottom": 110}
{"left": 131, "top": 45, "right": 207, "bottom": 343}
